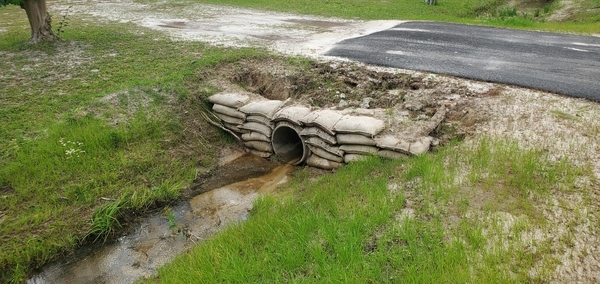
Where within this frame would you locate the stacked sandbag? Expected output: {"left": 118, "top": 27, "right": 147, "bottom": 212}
{"left": 334, "top": 115, "right": 385, "bottom": 163}
{"left": 374, "top": 107, "right": 446, "bottom": 157}
{"left": 208, "top": 93, "right": 250, "bottom": 134}
{"left": 208, "top": 92, "right": 446, "bottom": 170}
{"left": 299, "top": 110, "right": 345, "bottom": 170}
{"left": 238, "top": 99, "right": 288, "bottom": 158}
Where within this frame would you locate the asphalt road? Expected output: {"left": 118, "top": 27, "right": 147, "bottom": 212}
{"left": 326, "top": 22, "right": 600, "bottom": 102}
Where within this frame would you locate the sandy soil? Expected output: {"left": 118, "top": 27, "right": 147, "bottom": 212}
{"left": 48, "top": 0, "right": 600, "bottom": 282}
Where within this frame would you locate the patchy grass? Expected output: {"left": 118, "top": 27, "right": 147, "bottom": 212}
{"left": 0, "top": 9, "right": 267, "bottom": 283}
{"left": 147, "top": 138, "right": 596, "bottom": 283}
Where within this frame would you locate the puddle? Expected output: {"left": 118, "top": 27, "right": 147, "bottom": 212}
{"left": 28, "top": 150, "right": 294, "bottom": 284}
{"left": 158, "top": 21, "right": 187, "bottom": 29}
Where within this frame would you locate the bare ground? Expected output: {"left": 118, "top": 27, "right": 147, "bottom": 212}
{"left": 46, "top": 1, "right": 600, "bottom": 282}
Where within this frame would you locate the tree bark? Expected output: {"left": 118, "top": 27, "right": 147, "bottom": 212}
{"left": 20, "top": 0, "right": 56, "bottom": 43}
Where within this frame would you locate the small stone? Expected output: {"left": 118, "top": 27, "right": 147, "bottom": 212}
{"left": 360, "top": 97, "right": 373, "bottom": 109}
{"left": 338, "top": 99, "right": 349, "bottom": 108}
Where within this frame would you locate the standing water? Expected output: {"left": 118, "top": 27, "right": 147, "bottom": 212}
{"left": 28, "top": 149, "right": 294, "bottom": 284}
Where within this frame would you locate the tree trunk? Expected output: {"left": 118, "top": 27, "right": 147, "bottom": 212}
{"left": 20, "top": 0, "right": 56, "bottom": 43}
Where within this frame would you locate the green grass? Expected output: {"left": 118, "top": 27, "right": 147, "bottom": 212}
{"left": 147, "top": 138, "right": 594, "bottom": 283}
{"left": 0, "top": 7, "right": 267, "bottom": 282}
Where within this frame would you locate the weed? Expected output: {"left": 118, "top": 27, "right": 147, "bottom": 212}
{"left": 55, "top": 5, "right": 72, "bottom": 38}
{"left": 85, "top": 199, "right": 126, "bottom": 243}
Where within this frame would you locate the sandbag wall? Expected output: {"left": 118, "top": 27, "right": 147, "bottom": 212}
{"left": 209, "top": 92, "right": 438, "bottom": 170}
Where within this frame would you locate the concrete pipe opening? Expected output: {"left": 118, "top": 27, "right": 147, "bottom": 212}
{"left": 271, "top": 124, "right": 309, "bottom": 165}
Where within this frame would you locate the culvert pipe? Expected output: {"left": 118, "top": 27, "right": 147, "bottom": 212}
{"left": 271, "top": 123, "right": 309, "bottom": 165}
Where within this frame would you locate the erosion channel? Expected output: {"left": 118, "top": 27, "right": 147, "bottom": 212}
{"left": 28, "top": 148, "right": 293, "bottom": 284}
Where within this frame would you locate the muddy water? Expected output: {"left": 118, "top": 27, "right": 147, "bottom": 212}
{"left": 28, "top": 150, "right": 294, "bottom": 284}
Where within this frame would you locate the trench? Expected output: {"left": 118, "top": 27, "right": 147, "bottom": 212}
{"left": 27, "top": 149, "right": 294, "bottom": 284}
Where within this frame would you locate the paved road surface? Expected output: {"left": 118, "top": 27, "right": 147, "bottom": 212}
{"left": 326, "top": 22, "right": 600, "bottom": 102}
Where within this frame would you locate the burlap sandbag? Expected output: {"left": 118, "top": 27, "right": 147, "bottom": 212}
{"left": 333, "top": 115, "right": 385, "bottom": 138}
{"left": 223, "top": 122, "right": 249, "bottom": 134}
{"left": 239, "top": 122, "right": 272, "bottom": 137}
{"left": 306, "top": 154, "right": 343, "bottom": 170}
{"left": 239, "top": 100, "right": 285, "bottom": 119}
{"left": 244, "top": 141, "right": 273, "bottom": 153}
{"left": 336, "top": 133, "right": 376, "bottom": 146}
{"left": 208, "top": 93, "right": 250, "bottom": 108}
{"left": 299, "top": 127, "right": 337, "bottom": 145}
{"left": 215, "top": 112, "right": 245, "bottom": 125}
{"left": 299, "top": 109, "right": 344, "bottom": 136}
{"left": 378, "top": 150, "right": 408, "bottom": 160}
{"left": 374, "top": 135, "right": 410, "bottom": 154}
{"left": 308, "top": 145, "right": 344, "bottom": 163}
{"left": 242, "top": 132, "right": 271, "bottom": 143}
{"left": 408, "top": 137, "right": 433, "bottom": 155}
{"left": 273, "top": 106, "right": 312, "bottom": 126}
{"left": 339, "top": 144, "right": 379, "bottom": 155}
{"left": 344, "top": 154, "right": 370, "bottom": 163}
{"left": 305, "top": 136, "right": 343, "bottom": 157}
{"left": 275, "top": 121, "right": 303, "bottom": 133}
{"left": 246, "top": 115, "right": 274, "bottom": 128}
{"left": 212, "top": 104, "right": 246, "bottom": 119}
{"left": 375, "top": 135, "right": 432, "bottom": 155}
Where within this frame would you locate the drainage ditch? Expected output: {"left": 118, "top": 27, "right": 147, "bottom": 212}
{"left": 28, "top": 150, "right": 293, "bottom": 284}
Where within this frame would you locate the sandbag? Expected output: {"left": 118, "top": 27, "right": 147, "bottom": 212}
{"left": 249, "top": 149, "right": 272, "bottom": 158}
{"left": 223, "top": 122, "right": 249, "bottom": 134}
{"left": 339, "top": 144, "right": 379, "bottom": 155}
{"left": 299, "top": 127, "right": 337, "bottom": 145}
{"left": 305, "top": 136, "right": 343, "bottom": 157}
{"left": 246, "top": 115, "right": 274, "bottom": 128}
{"left": 299, "top": 109, "right": 344, "bottom": 136}
{"left": 242, "top": 132, "right": 270, "bottom": 143}
{"left": 239, "top": 122, "right": 272, "bottom": 137}
{"left": 214, "top": 112, "right": 244, "bottom": 125}
{"left": 336, "top": 133, "right": 376, "bottom": 146}
{"left": 212, "top": 104, "right": 246, "bottom": 119}
{"left": 273, "top": 106, "right": 312, "bottom": 125}
{"left": 375, "top": 135, "right": 410, "bottom": 154}
{"left": 344, "top": 154, "right": 370, "bottom": 163}
{"left": 306, "top": 154, "right": 343, "bottom": 170}
{"left": 239, "top": 100, "right": 285, "bottom": 119}
{"left": 244, "top": 141, "right": 273, "bottom": 152}
{"left": 374, "top": 135, "right": 432, "bottom": 155}
{"left": 333, "top": 115, "right": 385, "bottom": 137}
{"left": 308, "top": 145, "right": 344, "bottom": 163}
{"left": 408, "top": 137, "right": 433, "bottom": 155}
{"left": 208, "top": 93, "right": 250, "bottom": 108}
{"left": 275, "top": 121, "right": 303, "bottom": 133}
{"left": 378, "top": 150, "right": 408, "bottom": 160}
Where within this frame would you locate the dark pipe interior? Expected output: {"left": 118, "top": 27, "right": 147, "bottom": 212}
{"left": 271, "top": 125, "right": 306, "bottom": 165}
